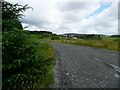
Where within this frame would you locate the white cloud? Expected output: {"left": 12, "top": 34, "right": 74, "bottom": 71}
{"left": 6, "top": 0, "right": 118, "bottom": 35}
{"left": 84, "top": 1, "right": 118, "bottom": 35}
{"left": 56, "top": 1, "right": 118, "bottom": 35}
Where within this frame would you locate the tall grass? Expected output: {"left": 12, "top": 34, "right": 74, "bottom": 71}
{"left": 55, "top": 38, "right": 120, "bottom": 51}
{"left": 30, "top": 35, "right": 56, "bottom": 88}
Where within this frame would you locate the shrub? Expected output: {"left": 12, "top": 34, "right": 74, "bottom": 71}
{"left": 2, "top": 2, "right": 55, "bottom": 89}
{"left": 51, "top": 35, "right": 60, "bottom": 40}
{"left": 2, "top": 2, "right": 32, "bottom": 32}
{"left": 2, "top": 29, "right": 48, "bottom": 89}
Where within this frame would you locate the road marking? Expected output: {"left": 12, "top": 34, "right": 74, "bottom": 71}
{"left": 94, "top": 58, "right": 120, "bottom": 73}
{"left": 114, "top": 74, "right": 120, "bottom": 78}
{"left": 110, "top": 64, "right": 120, "bottom": 73}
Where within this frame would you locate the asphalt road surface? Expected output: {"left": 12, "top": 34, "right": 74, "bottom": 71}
{"left": 52, "top": 42, "right": 120, "bottom": 88}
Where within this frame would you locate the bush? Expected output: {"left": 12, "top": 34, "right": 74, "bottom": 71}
{"left": 2, "top": 29, "right": 48, "bottom": 89}
{"left": 2, "top": 2, "right": 55, "bottom": 89}
{"left": 2, "top": 2, "right": 31, "bottom": 32}
{"left": 51, "top": 35, "right": 60, "bottom": 40}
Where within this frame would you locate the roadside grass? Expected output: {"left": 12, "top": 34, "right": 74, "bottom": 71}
{"left": 54, "top": 37, "right": 120, "bottom": 51}
{"left": 30, "top": 35, "right": 56, "bottom": 88}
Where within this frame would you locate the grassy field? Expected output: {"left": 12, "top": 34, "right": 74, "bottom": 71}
{"left": 30, "top": 35, "right": 56, "bottom": 88}
{"left": 53, "top": 36, "right": 120, "bottom": 51}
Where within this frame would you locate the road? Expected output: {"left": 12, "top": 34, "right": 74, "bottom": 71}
{"left": 51, "top": 42, "right": 120, "bottom": 88}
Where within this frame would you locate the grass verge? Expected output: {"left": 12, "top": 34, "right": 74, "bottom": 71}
{"left": 53, "top": 38, "right": 120, "bottom": 51}
{"left": 30, "top": 35, "right": 56, "bottom": 88}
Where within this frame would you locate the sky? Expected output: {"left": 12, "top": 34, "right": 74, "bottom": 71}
{"left": 6, "top": 0, "right": 119, "bottom": 35}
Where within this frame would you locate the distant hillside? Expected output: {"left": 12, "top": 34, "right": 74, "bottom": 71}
{"left": 111, "top": 35, "right": 120, "bottom": 38}
{"left": 29, "top": 31, "right": 53, "bottom": 34}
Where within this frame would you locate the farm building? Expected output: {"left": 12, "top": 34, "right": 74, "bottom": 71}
{"left": 61, "top": 33, "right": 103, "bottom": 40}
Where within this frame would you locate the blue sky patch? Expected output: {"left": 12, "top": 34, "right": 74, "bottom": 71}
{"left": 87, "top": 2, "right": 112, "bottom": 18}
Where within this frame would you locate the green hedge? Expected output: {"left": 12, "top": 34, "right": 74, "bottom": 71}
{"left": 2, "top": 29, "right": 51, "bottom": 89}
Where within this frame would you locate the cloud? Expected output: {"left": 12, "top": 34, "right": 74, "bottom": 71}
{"left": 57, "top": 2, "right": 100, "bottom": 22}
{"left": 6, "top": 0, "right": 118, "bottom": 35}
{"left": 57, "top": 2, "right": 92, "bottom": 11}
{"left": 54, "top": 1, "right": 118, "bottom": 35}
{"left": 78, "top": 2, "right": 118, "bottom": 35}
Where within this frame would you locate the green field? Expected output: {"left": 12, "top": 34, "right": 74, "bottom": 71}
{"left": 53, "top": 36, "right": 120, "bottom": 51}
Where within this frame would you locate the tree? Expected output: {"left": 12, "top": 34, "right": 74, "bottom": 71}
{"left": 2, "top": 2, "right": 44, "bottom": 89}
{"left": 2, "top": 1, "right": 32, "bottom": 32}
